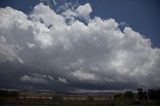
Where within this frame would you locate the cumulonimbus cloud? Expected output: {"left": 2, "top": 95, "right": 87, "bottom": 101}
{"left": 0, "top": 2, "right": 160, "bottom": 90}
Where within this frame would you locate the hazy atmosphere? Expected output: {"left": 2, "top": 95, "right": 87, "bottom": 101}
{"left": 0, "top": 0, "right": 160, "bottom": 92}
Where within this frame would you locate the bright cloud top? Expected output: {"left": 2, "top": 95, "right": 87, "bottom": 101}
{"left": 0, "top": 2, "right": 160, "bottom": 90}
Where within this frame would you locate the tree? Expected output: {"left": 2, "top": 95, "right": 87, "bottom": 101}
{"left": 137, "top": 88, "right": 146, "bottom": 99}
{"left": 148, "top": 89, "right": 160, "bottom": 100}
{"left": 124, "top": 91, "right": 134, "bottom": 99}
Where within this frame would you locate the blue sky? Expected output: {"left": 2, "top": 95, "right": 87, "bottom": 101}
{"left": 0, "top": 0, "right": 160, "bottom": 47}
{"left": 0, "top": 0, "right": 160, "bottom": 91}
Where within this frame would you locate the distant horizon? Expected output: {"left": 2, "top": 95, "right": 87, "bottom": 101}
{"left": 1, "top": 87, "right": 155, "bottom": 94}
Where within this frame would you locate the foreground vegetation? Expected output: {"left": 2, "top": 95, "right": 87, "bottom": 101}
{"left": 0, "top": 88, "right": 160, "bottom": 106}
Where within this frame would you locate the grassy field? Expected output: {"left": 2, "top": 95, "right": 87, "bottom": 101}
{"left": 0, "top": 89, "right": 160, "bottom": 106}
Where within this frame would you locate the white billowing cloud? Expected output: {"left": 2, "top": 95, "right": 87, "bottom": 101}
{"left": 72, "top": 70, "right": 96, "bottom": 81}
{"left": 61, "top": 9, "right": 77, "bottom": 23}
{"left": 20, "top": 73, "right": 56, "bottom": 84}
{"left": 58, "top": 77, "right": 68, "bottom": 83}
{"left": 20, "top": 75, "right": 48, "bottom": 84}
{"left": 0, "top": 2, "right": 160, "bottom": 90}
{"left": 33, "top": 23, "right": 53, "bottom": 49}
{"left": 0, "top": 7, "right": 32, "bottom": 63}
{"left": 61, "top": 2, "right": 92, "bottom": 21}
{"left": 0, "top": 36, "right": 24, "bottom": 64}
{"left": 27, "top": 42, "right": 35, "bottom": 48}
{"left": 31, "top": 3, "right": 65, "bottom": 28}
{"left": 76, "top": 3, "right": 92, "bottom": 20}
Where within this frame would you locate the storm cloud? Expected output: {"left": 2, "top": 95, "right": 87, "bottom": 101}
{"left": 0, "top": 2, "right": 160, "bottom": 91}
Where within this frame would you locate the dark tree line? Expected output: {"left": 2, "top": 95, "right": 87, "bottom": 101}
{"left": 0, "top": 90, "right": 19, "bottom": 98}
{"left": 137, "top": 88, "right": 160, "bottom": 100}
